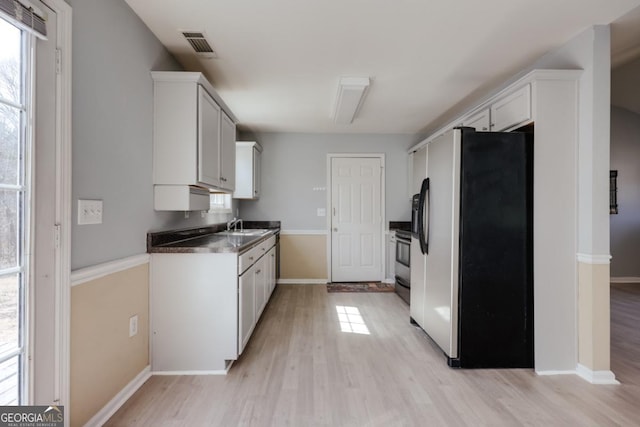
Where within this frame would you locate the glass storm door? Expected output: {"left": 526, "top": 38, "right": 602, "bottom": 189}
{"left": 0, "top": 16, "right": 29, "bottom": 405}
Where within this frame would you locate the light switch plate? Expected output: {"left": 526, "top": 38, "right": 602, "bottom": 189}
{"left": 78, "top": 199, "right": 103, "bottom": 225}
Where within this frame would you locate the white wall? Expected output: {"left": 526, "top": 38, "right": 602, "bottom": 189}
{"left": 69, "top": 0, "right": 234, "bottom": 269}
{"left": 530, "top": 26, "right": 611, "bottom": 257}
{"left": 611, "top": 56, "right": 640, "bottom": 116}
{"left": 610, "top": 106, "right": 640, "bottom": 277}
{"left": 237, "top": 133, "right": 418, "bottom": 230}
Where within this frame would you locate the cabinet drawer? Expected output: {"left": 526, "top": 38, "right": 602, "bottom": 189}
{"left": 239, "top": 245, "right": 261, "bottom": 274}
{"left": 262, "top": 235, "right": 276, "bottom": 252}
{"left": 239, "top": 235, "right": 277, "bottom": 274}
{"left": 253, "top": 235, "right": 275, "bottom": 260}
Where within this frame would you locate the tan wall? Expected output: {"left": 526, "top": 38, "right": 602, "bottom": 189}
{"left": 70, "top": 264, "right": 149, "bottom": 426}
{"left": 280, "top": 234, "right": 327, "bottom": 280}
{"left": 578, "top": 261, "right": 610, "bottom": 371}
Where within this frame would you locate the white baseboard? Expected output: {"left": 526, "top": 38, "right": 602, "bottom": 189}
{"left": 277, "top": 279, "right": 327, "bottom": 285}
{"left": 576, "top": 364, "right": 620, "bottom": 385}
{"left": 610, "top": 277, "right": 640, "bottom": 284}
{"left": 382, "top": 278, "right": 395, "bottom": 284}
{"left": 151, "top": 369, "right": 228, "bottom": 375}
{"left": 535, "top": 369, "right": 577, "bottom": 376}
{"left": 536, "top": 366, "right": 619, "bottom": 385}
{"left": 576, "top": 253, "right": 611, "bottom": 264}
{"left": 84, "top": 365, "right": 151, "bottom": 427}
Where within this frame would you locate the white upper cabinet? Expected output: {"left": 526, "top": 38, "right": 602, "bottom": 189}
{"left": 220, "top": 111, "right": 236, "bottom": 192}
{"left": 197, "top": 86, "right": 222, "bottom": 188}
{"left": 234, "top": 141, "right": 262, "bottom": 199}
{"left": 152, "top": 72, "right": 238, "bottom": 209}
{"left": 490, "top": 84, "right": 531, "bottom": 131}
{"left": 462, "top": 108, "right": 491, "bottom": 131}
{"left": 459, "top": 84, "right": 531, "bottom": 133}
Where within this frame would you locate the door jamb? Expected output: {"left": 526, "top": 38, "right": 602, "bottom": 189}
{"left": 326, "top": 153, "right": 386, "bottom": 283}
{"left": 29, "top": 0, "right": 72, "bottom": 417}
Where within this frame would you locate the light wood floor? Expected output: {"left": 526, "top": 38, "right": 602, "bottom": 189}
{"left": 106, "top": 284, "right": 640, "bottom": 426}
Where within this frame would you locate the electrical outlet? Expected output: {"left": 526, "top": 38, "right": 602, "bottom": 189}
{"left": 129, "top": 315, "right": 138, "bottom": 337}
{"left": 78, "top": 199, "right": 103, "bottom": 225}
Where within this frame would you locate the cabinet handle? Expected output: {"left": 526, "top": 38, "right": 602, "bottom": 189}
{"left": 256, "top": 269, "right": 261, "bottom": 274}
{"left": 261, "top": 247, "right": 266, "bottom": 251}
{"left": 249, "top": 256, "right": 254, "bottom": 261}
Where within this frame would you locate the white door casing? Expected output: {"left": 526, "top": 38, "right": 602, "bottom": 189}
{"left": 32, "top": 0, "right": 58, "bottom": 405}
{"left": 32, "top": 0, "right": 71, "bottom": 415}
{"left": 328, "top": 155, "right": 384, "bottom": 282}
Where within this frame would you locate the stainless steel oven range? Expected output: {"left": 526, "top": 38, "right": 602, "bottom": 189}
{"left": 394, "top": 229, "right": 411, "bottom": 304}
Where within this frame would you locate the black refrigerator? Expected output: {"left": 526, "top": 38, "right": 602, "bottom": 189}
{"left": 410, "top": 127, "right": 533, "bottom": 368}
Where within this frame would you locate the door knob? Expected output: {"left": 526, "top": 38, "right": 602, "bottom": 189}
{"left": 333, "top": 227, "right": 338, "bottom": 232}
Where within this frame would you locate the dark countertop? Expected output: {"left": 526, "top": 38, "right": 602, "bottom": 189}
{"left": 148, "top": 221, "right": 281, "bottom": 254}
{"left": 389, "top": 221, "right": 411, "bottom": 232}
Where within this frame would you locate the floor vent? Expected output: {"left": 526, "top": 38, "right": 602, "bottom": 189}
{"left": 181, "top": 31, "right": 217, "bottom": 58}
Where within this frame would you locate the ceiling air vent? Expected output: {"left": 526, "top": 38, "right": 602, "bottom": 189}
{"left": 181, "top": 31, "right": 217, "bottom": 58}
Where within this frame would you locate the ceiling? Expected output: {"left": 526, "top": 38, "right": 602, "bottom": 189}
{"left": 124, "top": 0, "right": 640, "bottom": 135}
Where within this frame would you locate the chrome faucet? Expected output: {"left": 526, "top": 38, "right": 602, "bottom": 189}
{"left": 226, "top": 217, "right": 243, "bottom": 231}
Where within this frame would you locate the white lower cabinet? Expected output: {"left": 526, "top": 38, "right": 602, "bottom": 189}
{"left": 238, "top": 266, "right": 256, "bottom": 355}
{"left": 151, "top": 235, "right": 277, "bottom": 373}
{"left": 267, "top": 247, "right": 276, "bottom": 296}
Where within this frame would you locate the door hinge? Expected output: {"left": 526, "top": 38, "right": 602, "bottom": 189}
{"left": 55, "top": 49, "right": 62, "bottom": 75}
{"left": 54, "top": 224, "right": 61, "bottom": 249}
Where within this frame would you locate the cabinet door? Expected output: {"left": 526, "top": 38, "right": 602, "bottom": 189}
{"left": 490, "top": 84, "right": 531, "bottom": 131}
{"left": 220, "top": 111, "right": 236, "bottom": 191}
{"left": 253, "top": 148, "right": 261, "bottom": 198}
{"left": 198, "top": 86, "right": 222, "bottom": 187}
{"left": 268, "top": 246, "right": 276, "bottom": 296}
{"left": 411, "top": 145, "right": 427, "bottom": 195}
{"left": 238, "top": 267, "right": 255, "bottom": 355}
{"left": 386, "top": 234, "right": 396, "bottom": 282}
{"left": 254, "top": 258, "right": 266, "bottom": 318}
{"left": 462, "top": 108, "right": 491, "bottom": 132}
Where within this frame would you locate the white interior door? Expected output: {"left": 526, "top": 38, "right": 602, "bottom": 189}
{"left": 330, "top": 157, "right": 383, "bottom": 282}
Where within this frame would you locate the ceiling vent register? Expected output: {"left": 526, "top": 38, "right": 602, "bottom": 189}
{"left": 181, "top": 31, "right": 217, "bottom": 58}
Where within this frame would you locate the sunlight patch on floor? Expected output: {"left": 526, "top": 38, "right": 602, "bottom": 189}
{"left": 336, "top": 305, "right": 370, "bottom": 335}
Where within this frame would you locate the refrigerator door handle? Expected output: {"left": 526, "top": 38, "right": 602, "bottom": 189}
{"left": 424, "top": 178, "right": 430, "bottom": 254}
{"left": 417, "top": 178, "right": 429, "bottom": 254}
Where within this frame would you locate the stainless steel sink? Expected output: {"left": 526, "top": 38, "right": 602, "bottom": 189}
{"left": 217, "top": 228, "right": 271, "bottom": 237}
